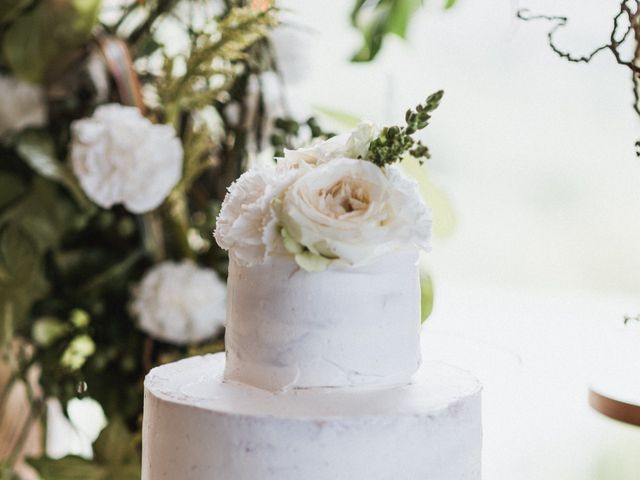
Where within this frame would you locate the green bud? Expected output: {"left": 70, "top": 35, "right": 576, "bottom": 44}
{"left": 32, "top": 317, "right": 68, "bottom": 347}
{"left": 294, "top": 251, "right": 332, "bottom": 272}
{"left": 60, "top": 334, "right": 96, "bottom": 371}
{"left": 281, "top": 227, "right": 304, "bottom": 255}
{"left": 70, "top": 309, "right": 90, "bottom": 328}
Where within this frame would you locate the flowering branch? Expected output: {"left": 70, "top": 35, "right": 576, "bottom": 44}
{"left": 367, "top": 90, "right": 444, "bottom": 167}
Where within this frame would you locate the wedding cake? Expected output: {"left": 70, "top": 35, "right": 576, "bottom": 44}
{"left": 142, "top": 94, "right": 482, "bottom": 479}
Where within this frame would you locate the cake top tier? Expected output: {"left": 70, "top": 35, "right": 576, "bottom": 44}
{"left": 223, "top": 249, "right": 422, "bottom": 392}
{"left": 214, "top": 92, "right": 442, "bottom": 273}
{"left": 213, "top": 95, "right": 442, "bottom": 392}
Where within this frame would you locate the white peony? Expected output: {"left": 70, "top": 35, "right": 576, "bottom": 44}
{"left": 277, "top": 158, "right": 431, "bottom": 269}
{"left": 70, "top": 104, "right": 183, "bottom": 213}
{"left": 0, "top": 75, "right": 47, "bottom": 137}
{"left": 131, "top": 260, "right": 226, "bottom": 345}
{"left": 214, "top": 168, "right": 297, "bottom": 266}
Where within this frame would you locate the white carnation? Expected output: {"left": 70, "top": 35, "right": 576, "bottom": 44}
{"left": 0, "top": 75, "right": 47, "bottom": 137}
{"left": 131, "top": 261, "right": 226, "bottom": 345}
{"left": 70, "top": 104, "right": 183, "bottom": 213}
{"left": 278, "top": 158, "right": 431, "bottom": 267}
{"left": 214, "top": 168, "right": 297, "bottom": 266}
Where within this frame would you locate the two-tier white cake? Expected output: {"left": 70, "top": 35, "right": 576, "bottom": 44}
{"left": 142, "top": 111, "right": 482, "bottom": 479}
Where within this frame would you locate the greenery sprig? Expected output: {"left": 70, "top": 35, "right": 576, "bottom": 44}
{"left": 367, "top": 89, "right": 443, "bottom": 167}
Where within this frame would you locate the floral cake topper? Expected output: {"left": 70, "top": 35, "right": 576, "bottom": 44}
{"left": 215, "top": 91, "right": 443, "bottom": 271}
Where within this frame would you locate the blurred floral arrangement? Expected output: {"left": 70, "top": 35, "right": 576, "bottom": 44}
{"left": 0, "top": 0, "right": 343, "bottom": 478}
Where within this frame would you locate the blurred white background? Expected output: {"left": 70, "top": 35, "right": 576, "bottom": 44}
{"left": 279, "top": 1, "right": 640, "bottom": 478}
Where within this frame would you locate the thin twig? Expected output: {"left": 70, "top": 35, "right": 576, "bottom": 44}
{"left": 517, "top": 3, "right": 640, "bottom": 73}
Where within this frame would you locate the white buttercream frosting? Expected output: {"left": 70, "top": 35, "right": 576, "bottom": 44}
{"left": 142, "top": 353, "right": 482, "bottom": 480}
{"left": 223, "top": 249, "right": 422, "bottom": 392}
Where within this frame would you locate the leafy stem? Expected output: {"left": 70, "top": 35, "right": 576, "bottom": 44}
{"left": 367, "top": 89, "right": 444, "bottom": 167}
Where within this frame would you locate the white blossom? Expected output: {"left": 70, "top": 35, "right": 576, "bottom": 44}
{"left": 70, "top": 104, "right": 183, "bottom": 213}
{"left": 277, "top": 133, "right": 350, "bottom": 171}
{"left": 0, "top": 75, "right": 47, "bottom": 137}
{"left": 131, "top": 261, "right": 226, "bottom": 345}
{"left": 214, "top": 168, "right": 297, "bottom": 266}
{"left": 278, "top": 158, "right": 431, "bottom": 268}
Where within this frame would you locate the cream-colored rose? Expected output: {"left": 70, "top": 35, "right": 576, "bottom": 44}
{"left": 70, "top": 104, "right": 183, "bottom": 213}
{"left": 214, "top": 168, "right": 297, "bottom": 266}
{"left": 277, "top": 158, "right": 431, "bottom": 269}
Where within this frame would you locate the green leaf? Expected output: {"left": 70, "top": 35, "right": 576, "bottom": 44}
{"left": 350, "top": 0, "right": 456, "bottom": 62}
{"left": 1, "top": 178, "right": 68, "bottom": 253}
{"left": 420, "top": 273, "right": 433, "bottom": 323}
{"left": 350, "top": 0, "right": 421, "bottom": 62}
{"left": 294, "top": 251, "right": 332, "bottom": 272}
{"left": 0, "top": 179, "right": 72, "bottom": 332}
{"left": 16, "top": 131, "right": 63, "bottom": 180}
{"left": 109, "top": 464, "right": 140, "bottom": 480}
{"left": 351, "top": 9, "right": 388, "bottom": 62}
{"left": 16, "top": 130, "right": 93, "bottom": 210}
{"left": 312, "top": 105, "right": 362, "bottom": 129}
{"left": 386, "top": 0, "right": 422, "bottom": 38}
{"left": 0, "top": 223, "right": 48, "bottom": 333}
{"left": 2, "top": 0, "right": 101, "bottom": 83}
{"left": 28, "top": 455, "right": 108, "bottom": 480}
{"left": 0, "top": 173, "right": 26, "bottom": 211}
{"left": 0, "top": 0, "right": 33, "bottom": 25}
{"left": 93, "top": 417, "right": 136, "bottom": 466}
{"left": 0, "top": 223, "right": 39, "bottom": 284}
{"left": 400, "top": 156, "right": 457, "bottom": 238}
{"left": 350, "top": 0, "right": 368, "bottom": 26}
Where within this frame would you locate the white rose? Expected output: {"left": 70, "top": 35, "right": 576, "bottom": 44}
{"left": 0, "top": 75, "right": 47, "bottom": 137}
{"left": 278, "top": 133, "right": 350, "bottom": 171}
{"left": 214, "top": 168, "right": 297, "bottom": 266}
{"left": 277, "top": 122, "right": 378, "bottom": 172}
{"left": 385, "top": 165, "right": 432, "bottom": 249}
{"left": 344, "top": 122, "right": 379, "bottom": 159}
{"left": 131, "top": 260, "right": 226, "bottom": 345}
{"left": 70, "top": 104, "right": 183, "bottom": 213}
{"left": 277, "top": 158, "right": 431, "bottom": 269}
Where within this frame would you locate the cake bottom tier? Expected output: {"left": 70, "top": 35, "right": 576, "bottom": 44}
{"left": 142, "top": 353, "right": 482, "bottom": 480}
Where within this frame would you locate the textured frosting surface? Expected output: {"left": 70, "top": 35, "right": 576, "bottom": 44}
{"left": 224, "top": 250, "right": 422, "bottom": 391}
{"left": 142, "top": 353, "right": 482, "bottom": 480}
